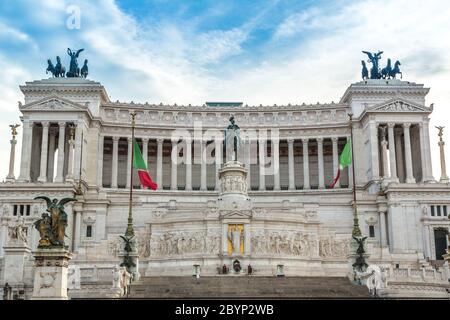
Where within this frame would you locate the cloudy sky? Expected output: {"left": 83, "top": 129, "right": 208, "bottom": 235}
{"left": 0, "top": 0, "right": 449, "bottom": 181}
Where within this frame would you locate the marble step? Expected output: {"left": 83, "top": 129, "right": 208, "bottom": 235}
{"left": 129, "top": 276, "right": 369, "bottom": 298}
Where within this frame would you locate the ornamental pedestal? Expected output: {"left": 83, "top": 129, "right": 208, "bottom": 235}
{"left": 218, "top": 161, "right": 252, "bottom": 262}
{"left": 31, "top": 248, "right": 72, "bottom": 300}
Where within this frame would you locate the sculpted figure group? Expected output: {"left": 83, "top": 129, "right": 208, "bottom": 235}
{"left": 46, "top": 48, "right": 88, "bottom": 78}
{"left": 361, "top": 50, "right": 402, "bottom": 80}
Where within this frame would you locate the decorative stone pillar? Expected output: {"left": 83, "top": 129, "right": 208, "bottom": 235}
{"left": 111, "top": 136, "right": 119, "bottom": 188}
{"left": 395, "top": 128, "right": 405, "bottom": 181}
{"left": 171, "top": 138, "right": 178, "bottom": 190}
{"left": 331, "top": 137, "right": 339, "bottom": 188}
{"left": 186, "top": 137, "right": 192, "bottom": 191}
{"left": 317, "top": 137, "right": 325, "bottom": 189}
{"left": 156, "top": 138, "right": 163, "bottom": 190}
{"left": 54, "top": 122, "right": 66, "bottom": 183}
{"left": 37, "top": 122, "right": 50, "bottom": 183}
{"left": 18, "top": 120, "right": 33, "bottom": 182}
{"left": 369, "top": 121, "right": 380, "bottom": 180}
{"left": 403, "top": 123, "right": 416, "bottom": 183}
{"left": 73, "top": 123, "right": 83, "bottom": 182}
{"left": 258, "top": 138, "right": 266, "bottom": 191}
{"left": 65, "top": 126, "right": 76, "bottom": 182}
{"left": 273, "top": 138, "right": 280, "bottom": 190}
{"left": 6, "top": 127, "right": 19, "bottom": 182}
{"left": 215, "top": 137, "right": 222, "bottom": 191}
{"left": 32, "top": 249, "right": 73, "bottom": 300}
{"left": 245, "top": 138, "right": 251, "bottom": 188}
{"left": 142, "top": 138, "right": 149, "bottom": 166}
{"left": 126, "top": 137, "right": 132, "bottom": 189}
{"left": 97, "top": 134, "right": 104, "bottom": 187}
{"left": 287, "top": 138, "right": 295, "bottom": 190}
{"left": 423, "top": 120, "right": 434, "bottom": 181}
{"left": 379, "top": 211, "right": 387, "bottom": 246}
{"left": 437, "top": 126, "right": 449, "bottom": 183}
{"left": 347, "top": 136, "right": 353, "bottom": 188}
{"left": 302, "top": 138, "right": 310, "bottom": 189}
{"left": 201, "top": 139, "right": 207, "bottom": 191}
{"left": 380, "top": 126, "right": 389, "bottom": 178}
{"left": 47, "top": 128, "right": 56, "bottom": 182}
{"left": 74, "top": 211, "right": 81, "bottom": 252}
{"left": 387, "top": 123, "right": 398, "bottom": 182}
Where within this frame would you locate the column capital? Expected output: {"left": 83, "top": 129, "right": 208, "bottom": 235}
{"left": 302, "top": 138, "right": 309, "bottom": 144}
{"left": 287, "top": 138, "right": 294, "bottom": 144}
{"left": 272, "top": 139, "right": 280, "bottom": 145}
{"left": 127, "top": 137, "right": 133, "bottom": 143}
{"left": 112, "top": 136, "right": 120, "bottom": 142}
{"left": 387, "top": 123, "right": 396, "bottom": 129}
{"left": 331, "top": 137, "right": 338, "bottom": 143}
{"left": 41, "top": 121, "right": 50, "bottom": 128}
{"left": 402, "top": 122, "right": 411, "bottom": 129}
{"left": 171, "top": 137, "right": 179, "bottom": 144}
{"left": 58, "top": 121, "right": 66, "bottom": 127}
{"left": 316, "top": 137, "right": 323, "bottom": 143}
{"left": 156, "top": 137, "right": 164, "bottom": 144}
{"left": 142, "top": 137, "right": 149, "bottom": 143}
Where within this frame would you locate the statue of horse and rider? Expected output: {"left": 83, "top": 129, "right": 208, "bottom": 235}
{"left": 46, "top": 48, "right": 88, "bottom": 78}
{"left": 361, "top": 51, "right": 402, "bottom": 80}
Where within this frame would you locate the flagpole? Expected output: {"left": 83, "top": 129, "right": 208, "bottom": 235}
{"left": 349, "top": 113, "right": 362, "bottom": 237}
{"left": 125, "top": 111, "right": 136, "bottom": 237}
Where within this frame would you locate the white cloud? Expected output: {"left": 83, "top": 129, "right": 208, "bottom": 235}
{"left": 1, "top": 0, "right": 450, "bottom": 181}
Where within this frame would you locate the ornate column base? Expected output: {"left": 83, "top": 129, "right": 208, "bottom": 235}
{"left": 31, "top": 248, "right": 72, "bottom": 300}
{"left": 440, "top": 176, "right": 449, "bottom": 183}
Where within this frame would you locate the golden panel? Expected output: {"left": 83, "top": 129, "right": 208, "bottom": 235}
{"left": 227, "top": 224, "right": 244, "bottom": 255}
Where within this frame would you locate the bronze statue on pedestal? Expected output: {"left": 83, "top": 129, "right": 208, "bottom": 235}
{"left": 33, "top": 197, "right": 77, "bottom": 248}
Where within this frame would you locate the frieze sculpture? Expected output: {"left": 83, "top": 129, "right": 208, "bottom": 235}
{"left": 8, "top": 216, "right": 28, "bottom": 245}
{"left": 45, "top": 48, "right": 89, "bottom": 78}
{"left": 361, "top": 50, "right": 402, "bottom": 80}
{"left": 33, "top": 196, "right": 77, "bottom": 248}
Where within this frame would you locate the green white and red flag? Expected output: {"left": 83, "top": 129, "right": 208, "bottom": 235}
{"left": 133, "top": 138, "right": 157, "bottom": 190}
{"left": 329, "top": 139, "right": 352, "bottom": 188}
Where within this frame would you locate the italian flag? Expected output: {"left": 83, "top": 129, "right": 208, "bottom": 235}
{"left": 329, "top": 139, "right": 352, "bottom": 188}
{"left": 133, "top": 139, "right": 158, "bottom": 190}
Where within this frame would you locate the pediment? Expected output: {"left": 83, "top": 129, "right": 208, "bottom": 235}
{"left": 367, "top": 98, "right": 430, "bottom": 113}
{"left": 20, "top": 95, "right": 88, "bottom": 112}
{"left": 220, "top": 210, "right": 252, "bottom": 219}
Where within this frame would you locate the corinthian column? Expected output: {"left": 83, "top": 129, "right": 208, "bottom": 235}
{"left": 65, "top": 126, "right": 76, "bottom": 182}
{"left": 380, "top": 126, "right": 389, "bottom": 178}
{"left": 126, "top": 137, "right": 133, "bottom": 189}
{"left": 258, "top": 138, "right": 266, "bottom": 191}
{"left": 142, "top": 138, "right": 149, "bottom": 166}
{"left": 302, "top": 138, "right": 310, "bottom": 190}
{"left": 273, "top": 138, "right": 280, "bottom": 190}
{"left": 38, "top": 122, "right": 50, "bottom": 182}
{"left": 215, "top": 137, "right": 222, "bottom": 191}
{"left": 171, "top": 138, "right": 178, "bottom": 190}
{"left": 18, "top": 120, "right": 33, "bottom": 182}
{"left": 403, "top": 123, "right": 415, "bottom": 183}
{"left": 97, "top": 134, "right": 104, "bottom": 187}
{"left": 387, "top": 123, "right": 398, "bottom": 182}
{"left": 111, "top": 136, "right": 119, "bottom": 188}
{"left": 54, "top": 122, "right": 66, "bottom": 183}
{"left": 317, "top": 137, "right": 325, "bottom": 189}
{"left": 200, "top": 139, "right": 207, "bottom": 191}
{"left": 331, "top": 137, "right": 339, "bottom": 188}
{"left": 287, "top": 138, "right": 295, "bottom": 190}
{"left": 6, "top": 125, "right": 19, "bottom": 182}
{"left": 156, "top": 138, "right": 163, "bottom": 190}
{"left": 437, "top": 126, "right": 449, "bottom": 182}
{"left": 185, "top": 137, "right": 192, "bottom": 191}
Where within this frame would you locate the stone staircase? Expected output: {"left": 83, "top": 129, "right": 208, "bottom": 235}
{"left": 129, "top": 276, "right": 370, "bottom": 298}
